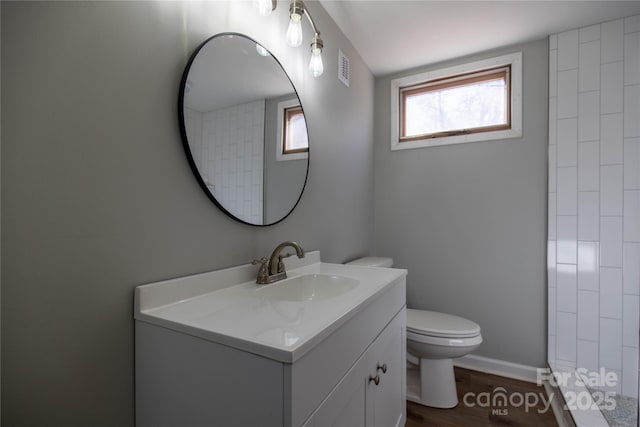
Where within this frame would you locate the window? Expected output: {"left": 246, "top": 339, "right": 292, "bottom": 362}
{"left": 276, "top": 99, "right": 309, "bottom": 162}
{"left": 283, "top": 106, "right": 308, "bottom": 154}
{"left": 391, "top": 52, "right": 522, "bottom": 150}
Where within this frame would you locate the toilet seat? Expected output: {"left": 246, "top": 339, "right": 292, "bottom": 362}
{"left": 407, "top": 309, "right": 481, "bottom": 338}
{"left": 407, "top": 330, "right": 483, "bottom": 347}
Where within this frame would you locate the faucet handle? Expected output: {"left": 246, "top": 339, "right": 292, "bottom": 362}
{"left": 251, "top": 257, "right": 269, "bottom": 284}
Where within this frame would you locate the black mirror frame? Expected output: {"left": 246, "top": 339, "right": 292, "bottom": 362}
{"left": 178, "top": 32, "right": 309, "bottom": 227}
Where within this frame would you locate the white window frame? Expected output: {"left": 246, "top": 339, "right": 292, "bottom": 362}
{"left": 276, "top": 98, "right": 309, "bottom": 162}
{"left": 390, "top": 52, "right": 522, "bottom": 151}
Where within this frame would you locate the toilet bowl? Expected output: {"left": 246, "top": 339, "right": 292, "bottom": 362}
{"left": 346, "top": 256, "right": 483, "bottom": 409}
{"left": 406, "top": 309, "right": 482, "bottom": 408}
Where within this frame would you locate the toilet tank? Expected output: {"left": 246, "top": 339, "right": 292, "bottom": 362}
{"left": 346, "top": 257, "right": 393, "bottom": 268}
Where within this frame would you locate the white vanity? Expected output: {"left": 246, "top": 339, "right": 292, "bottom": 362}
{"left": 135, "top": 251, "right": 407, "bottom": 427}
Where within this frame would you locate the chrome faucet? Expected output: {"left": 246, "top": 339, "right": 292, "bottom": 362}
{"left": 252, "top": 241, "right": 305, "bottom": 284}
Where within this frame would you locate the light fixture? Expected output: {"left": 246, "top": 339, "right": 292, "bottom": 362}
{"left": 285, "top": 1, "right": 304, "bottom": 47}
{"left": 256, "top": 0, "right": 324, "bottom": 78}
{"left": 309, "top": 36, "right": 324, "bottom": 77}
{"left": 254, "top": 0, "right": 276, "bottom": 17}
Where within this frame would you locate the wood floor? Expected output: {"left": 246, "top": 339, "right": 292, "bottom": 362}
{"left": 406, "top": 367, "right": 559, "bottom": 427}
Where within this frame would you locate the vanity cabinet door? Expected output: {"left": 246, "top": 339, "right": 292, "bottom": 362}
{"left": 304, "top": 309, "right": 406, "bottom": 427}
{"left": 311, "top": 360, "right": 368, "bottom": 427}
{"left": 365, "top": 310, "right": 406, "bottom": 427}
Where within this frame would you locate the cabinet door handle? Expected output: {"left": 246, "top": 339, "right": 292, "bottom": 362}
{"left": 368, "top": 374, "right": 380, "bottom": 386}
{"left": 377, "top": 363, "right": 387, "bottom": 374}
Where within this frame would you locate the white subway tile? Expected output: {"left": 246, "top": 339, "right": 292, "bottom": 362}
{"left": 558, "top": 29, "right": 579, "bottom": 70}
{"left": 600, "top": 113, "right": 624, "bottom": 165}
{"left": 600, "top": 318, "right": 622, "bottom": 369}
{"left": 624, "top": 85, "right": 640, "bottom": 138}
{"left": 623, "top": 295, "right": 640, "bottom": 348}
{"left": 625, "top": 32, "right": 640, "bottom": 86}
{"left": 622, "top": 346, "right": 639, "bottom": 398}
{"left": 578, "top": 142, "right": 599, "bottom": 191}
{"left": 625, "top": 15, "right": 640, "bottom": 33}
{"left": 577, "top": 340, "right": 600, "bottom": 373}
{"left": 557, "top": 312, "right": 577, "bottom": 362}
{"left": 600, "top": 267, "right": 623, "bottom": 319}
{"left": 549, "top": 50, "right": 558, "bottom": 98}
{"left": 558, "top": 264, "right": 578, "bottom": 312}
{"left": 624, "top": 190, "right": 640, "bottom": 242}
{"left": 578, "top": 92, "right": 600, "bottom": 141}
{"left": 625, "top": 138, "right": 640, "bottom": 190}
{"left": 601, "top": 216, "right": 623, "bottom": 267}
{"left": 549, "top": 98, "right": 557, "bottom": 145}
{"left": 601, "top": 19, "right": 624, "bottom": 63}
{"left": 578, "top": 241, "right": 600, "bottom": 290}
{"left": 579, "top": 41, "right": 601, "bottom": 92}
{"left": 558, "top": 118, "right": 578, "bottom": 166}
{"left": 578, "top": 291, "right": 600, "bottom": 341}
{"left": 624, "top": 243, "right": 640, "bottom": 295}
{"left": 578, "top": 192, "right": 600, "bottom": 241}
{"left": 558, "top": 215, "right": 578, "bottom": 264}
{"left": 558, "top": 167, "right": 578, "bottom": 215}
{"left": 600, "top": 165, "right": 623, "bottom": 216}
{"left": 549, "top": 195, "right": 557, "bottom": 239}
{"left": 601, "top": 62, "right": 624, "bottom": 114}
{"left": 580, "top": 24, "right": 601, "bottom": 43}
{"left": 558, "top": 69, "right": 579, "bottom": 118}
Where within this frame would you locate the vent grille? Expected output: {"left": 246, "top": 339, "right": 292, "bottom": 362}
{"left": 338, "top": 49, "right": 350, "bottom": 87}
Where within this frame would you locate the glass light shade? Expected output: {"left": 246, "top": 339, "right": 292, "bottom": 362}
{"left": 255, "top": 0, "right": 272, "bottom": 16}
{"left": 309, "top": 47, "right": 324, "bottom": 77}
{"left": 286, "top": 13, "right": 303, "bottom": 47}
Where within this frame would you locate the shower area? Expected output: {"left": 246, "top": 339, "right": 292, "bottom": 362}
{"left": 547, "top": 15, "right": 640, "bottom": 427}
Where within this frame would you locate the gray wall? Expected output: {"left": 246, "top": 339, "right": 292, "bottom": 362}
{"left": 373, "top": 39, "right": 549, "bottom": 368}
{"left": 1, "top": 1, "right": 374, "bottom": 425}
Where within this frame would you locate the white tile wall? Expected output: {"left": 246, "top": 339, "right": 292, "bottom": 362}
{"left": 578, "top": 241, "right": 600, "bottom": 290}
{"left": 578, "top": 192, "right": 600, "bottom": 240}
{"left": 600, "top": 113, "right": 623, "bottom": 165}
{"left": 624, "top": 243, "right": 640, "bottom": 295}
{"left": 578, "top": 142, "right": 599, "bottom": 191}
{"left": 578, "top": 92, "right": 600, "bottom": 141}
{"left": 600, "top": 267, "right": 623, "bottom": 318}
{"left": 579, "top": 41, "right": 601, "bottom": 91}
{"left": 549, "top": 16, "right": 640, "bottom": 401}
{"left": 625, "top": 138, "right": 640, "bottom": 189}
{"left": 202, "top": 100, "right": 264, "bottom": 224}
{"left": 558, "top": 119, "right": 578, "bottom": 166}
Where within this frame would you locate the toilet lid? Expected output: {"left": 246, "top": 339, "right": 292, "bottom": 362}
{"left": 345, "top": 257, "right": 393, "bottom": 268}
{"left": 407, "top": 309, "right": 481, "bottom": 338}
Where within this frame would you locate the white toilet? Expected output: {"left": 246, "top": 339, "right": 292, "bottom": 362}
{"left": 346, "top": 256, "right": 482, "bottom": 409}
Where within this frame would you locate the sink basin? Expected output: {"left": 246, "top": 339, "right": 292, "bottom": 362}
{"left": 258, "top": 274, "right": 359, "bottom": 302}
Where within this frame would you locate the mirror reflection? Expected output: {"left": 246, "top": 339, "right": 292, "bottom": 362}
{"left": 179, "top": 33, "right": 309, "bottom": 226}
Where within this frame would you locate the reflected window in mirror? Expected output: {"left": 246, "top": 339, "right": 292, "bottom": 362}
{"left": 276, "top": 98, "right": 309, "bottom": 162}
{"left": 283, "top": 106, "right": 308, "bottom": 155}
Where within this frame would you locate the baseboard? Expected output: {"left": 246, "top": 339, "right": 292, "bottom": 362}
{"left": 543, "top": 379, "right": 576, "bottom": 427}
{"left": 453, "top": 354, "right": 540, "bottom": 383}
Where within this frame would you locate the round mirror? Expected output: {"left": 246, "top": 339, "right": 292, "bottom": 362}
{"left": 179, "top": 33, "right": 309, "bottom": 226}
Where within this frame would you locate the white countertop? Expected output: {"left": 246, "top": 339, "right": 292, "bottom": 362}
{"left": 134, "top": 252, "right": 407, "bottom": 363}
